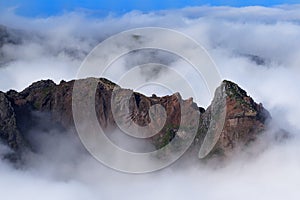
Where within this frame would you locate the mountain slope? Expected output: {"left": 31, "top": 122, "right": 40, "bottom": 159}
{"left": 0, "top": 78, "right": 270, "bottom": 160}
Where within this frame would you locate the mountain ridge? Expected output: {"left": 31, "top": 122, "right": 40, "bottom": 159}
{"left": 0, "top": 78, "right": 270, "bottom": 162}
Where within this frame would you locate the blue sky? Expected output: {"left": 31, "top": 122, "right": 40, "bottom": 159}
{"left": 0, "top": 0, "right": 299, "bottom": 17}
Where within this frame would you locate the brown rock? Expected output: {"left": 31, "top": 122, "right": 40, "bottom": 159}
{"left": 1, "top": 78, "right": 271, "bottom": 160}
{"left": 197, "top": 80, "right": 270, "bottom": 158}
{"left": 0, "top": 92, "right": 27, "bottom": 151}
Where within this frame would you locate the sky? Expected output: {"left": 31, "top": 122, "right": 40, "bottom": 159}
{"left": 1, "top": 1, "right": 300, "bottom": 200}
{"left": 0, "top": 0, "right": 300, "bottom": 17}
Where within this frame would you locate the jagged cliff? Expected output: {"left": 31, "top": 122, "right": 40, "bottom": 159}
{"left": 0, "top": 78, "right": 270, "bottom": 160}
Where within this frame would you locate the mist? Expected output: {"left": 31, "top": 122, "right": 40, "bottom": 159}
{"left": 1, "top": 5, "right": 300, "bottom": 200}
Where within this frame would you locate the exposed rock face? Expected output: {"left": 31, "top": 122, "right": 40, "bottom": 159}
{"left": 196, "top": 80, "right": 270, "bottom": 158}
{"left": 0, "top": 92, "right": 27, "bottom": 151}
{"left": 217, "top": 81, "right": 269, "bottom": 152}
{"left": 0, "top": 78, "right": 270, "bottom": 160}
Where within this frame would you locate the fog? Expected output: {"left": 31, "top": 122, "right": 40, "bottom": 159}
{"left": 1, "top": 5, "right": 300, "bottom": 200}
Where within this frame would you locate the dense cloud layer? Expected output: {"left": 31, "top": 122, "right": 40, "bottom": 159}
{"left": 0, "top": 5, "right": 300, "bottom": 200}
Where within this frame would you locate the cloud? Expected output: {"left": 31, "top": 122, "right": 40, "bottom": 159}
{"left": 1, "top": 130, "right": 300, "bottom": 200}
{"left": 0, "top": 5, "right": 300, "bottom": 200}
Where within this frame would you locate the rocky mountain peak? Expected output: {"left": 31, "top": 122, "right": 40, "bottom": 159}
{"left": 0, "top": 78, "right": 271, "bottom": 161}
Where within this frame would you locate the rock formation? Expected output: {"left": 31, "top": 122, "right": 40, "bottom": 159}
{"left": 0, "top": 78, "right": 270, "bottom": 160}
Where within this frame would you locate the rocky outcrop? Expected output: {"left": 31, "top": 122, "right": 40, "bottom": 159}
{"left": 196, "top": 80, "right": 270, "bottom": 158}
{"left": 0, "top": 78, "right": 270, "bottom": 160}
{"left": 0, "top": 92, "right": 27, "bottom": 152}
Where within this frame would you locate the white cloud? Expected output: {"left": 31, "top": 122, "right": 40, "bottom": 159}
{"left": 1, "top": 5, "right": 300, "bottom": 200}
